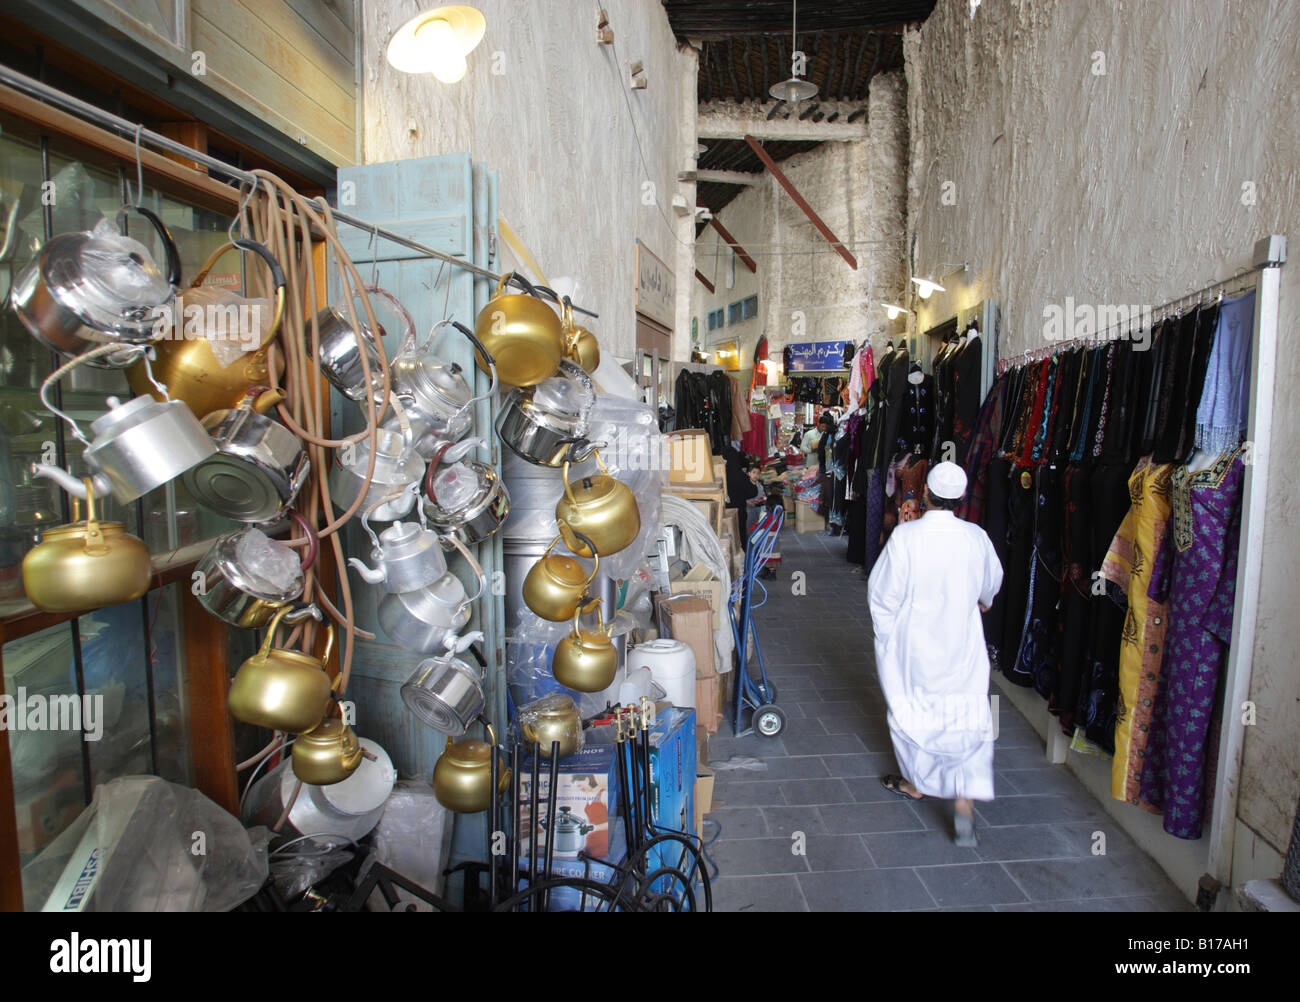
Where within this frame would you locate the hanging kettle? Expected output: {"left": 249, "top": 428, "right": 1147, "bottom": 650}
{"left": 554, "top": 449, "right": 640, "bottom": 557}
{"left": 21, "top": 478, "right": 152, "bottom": 613}
{"left": 181, "top": 387, "right": 310, "bottom": 523}
{"left": 473, "top": 272, "right": 563, "bottom": 388}
{"left": 291, "top": 718, "right": 364, "bottom": 786}
{"left": 329, "top": 423, "right": 424, "bottom": 523}
{"left": 495, "top": 358, "right": 598, "bottom": 468}
{"left": 400, "top": 631, "right": 486, "bottom": 736}
{"left": 11, "top": 205, "right": 181, "bottom": 367}
{"left": 376, "top": 536, "right": 485, "bottom": 654}
{"left": 560, "top": 297, "right": 600, "bottom": 375}
{"left": 521, "top": 532, "right": 599, "bottom": 622}
{"left": 347, "top": 498, "right": 446, "bottom": 594}
{"left": 552, "top": 598, "right": 619, "bottom": 693}
{"left": 32, "top": 344, "right": 215, "bottom": 505}
{"left": 125, "top": 238, "right": 287, "bottom": 417}
{"left": 193, "top": 512, "right": 318, "bottom": 628}
{"left": 227, "top": 604, "right": 337, "bottom": 734}
{"left": 433, "top": 718, "right": 510, "bottom": 814}
{"left": 422, "top": 437, "right": 510, "bottom": 544}
{"left": 519, "top": 693, "right": 584, "bottom": 759}
{"left": 387, "top": 319, "right": 498, "bottom": 459}
{"left": 312, "top": 284, "right": 405, "bottom": 403}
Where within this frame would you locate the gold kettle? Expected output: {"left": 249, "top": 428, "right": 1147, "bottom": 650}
{"left": 433, "top": 720, "right": 510, "bottom": 814}
{"left": 473, "top": 272, "right": 563, "bottom": 388}
{"left": 228, "top": 605, "right": 336, "bottom": 734}
{"left": 561, "top": 298, "right": 600, "bottom": 375}
{"left": 126, "top": 238, "right": 287, "bottom": 419}
{"left": 554, "top": 450, "right": 640, "bottom": 557}
{"left": 21, "top": 479, "right": 151, "bottom": 613}
{"left": 522, "top": 533, "right": 599, "bottom": 622}
{"left": 292, "top": 718, "right": 364, "bottom": 786}
{"left": 520, "top": 694, "right": 583, "bottom": 759}
{"left": 551, "top": 599, "right": 618, "bottom": 693}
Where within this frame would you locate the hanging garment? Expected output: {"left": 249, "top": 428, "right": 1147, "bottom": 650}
{"left": 1172, "top": 304, "right": 1221, "bottom": 463}
{"left": 864, "top": 467, "right": 888, "bottom": 573}
{"left": 959, "top": 371, "right": 1010, "bottom": 525}
{"left": 895, "top": 457, "right": 929, "bottom": 525}
{"left": 1154, "top": 308, "right": 1214, "bottom": 464}
{"left": 869, "top": 510, "right": 1004, "bottom": 800}
{"left": 1139, "top": 445, "right": 1247, "bottom": 839}
{"left": 1011, "top": 465, "right": 1065, "bottom": 700}
{"left": 901, "top": 371, "right": 935, "bottom": 458}
{"left": 729, "top": 374, "right": 752, "bottom": 443}
{"left": 980, "top": 457, "right": 1014, "bottom": 666}
{"left": 1054, "top": 462, "right": 1094, "bottom": 731}
{"left": 1195, "top": 291, "right": 1255, "bottom": 455}
{"left": 880, "top": 347, "right": 911, "bottom": 466}
{"left": 1099, "top": 457, "right": 1175, "bottom": 809}
{"left": 952, "top": 335, "right": 984, "bottom": 462}
{"left": 998, "top": 466, "right": 1038, "bottom": 687}
{"left": 706, "top": 370, "right": 733, "bottom": 454}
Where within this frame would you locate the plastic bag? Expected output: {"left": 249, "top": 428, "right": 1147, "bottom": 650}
{"left": 518, "top": 693, "right": 584, "bottom": 755}
{"left": 22, "top": 776, "right": 268, "bottom": 912}
{"left": 365, "top": 780, "right": 454, "bottom": 910}
{"left": 268, "top": 836, "right": 355, "bottom": 902}
{"left": 80, "top": 217, "right": 172, "bottom": 309}
{"left": 176, "top": 285, "right": 271, "bottom": 367}
{"left": 235, "top": 527, "right": 301, "bottom": 593}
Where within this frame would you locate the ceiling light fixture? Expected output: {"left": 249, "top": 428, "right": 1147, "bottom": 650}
{"left": 911, "top": 277, "right": 945, "bottom": 300}
{"left": 387, "top": 5, "right": 486, "bottom": 84}
{"left": 881, "top": 302, "right": 910, "bottom": 320}
{"left": 769, "top": 1, "right": 819, "bottom": 105}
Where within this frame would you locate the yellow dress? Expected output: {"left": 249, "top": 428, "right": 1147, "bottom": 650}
{"left": 1099, "top": 457, "right": 1174, "bottom": 807}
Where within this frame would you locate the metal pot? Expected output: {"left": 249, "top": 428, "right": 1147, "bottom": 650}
{"left": 422, "top": 438, "right": 510, "bottom": 543}
{"left": 311, "top": 284, "right": 406, "bottom": 402}
{"left": 433, "top": 719, "right": 509, "bottom": 814}
{"left": 193, "top": 513, "right": 318, "bottom": 628}
{"left": 181, "top": 387, "right": 310, "bottom": 523}
{"left": 291, "top": 718, "right": 364, "bottom": 786}
{"left": 521, "top": 532, "right": 599, "bottom": 622}
{"left": 541, "top": 806, "right": 595, "bottom": 854}
{"left": 551, "top": 598, "right": 618, "bottom": 693}
{"left": 125, "top": 237, "right": 287, "bottom": 416}
{"left": 496, "top": 359, "right": 597, "bottom": 468}
{"left": 554, "top": 449, "right": 640, "bottom": 557}
{"left": 400, "top": 631, "right": 486, "bottom": 736}
{"left": 519, "top": 694, "right": 583, "bottom": 759}
{"left": 21, "top": 478, "right": 152, "bottom": 613}
{"left": 329, "top": 427, "right": 424, "bottom": 523}
{"left": 11, "top": 205, "right": 181, "bottom": 367}
{"left": 347, "top": 501, "right": 446, "bottom": 594}
{"left": 473, "top": 272, "right": 563, "bottom": 388}
{"left": 376, "top": 536, "right": 485, "bottom": 653}
{"left": 227, "top": 604, "right": 336, "bottom": 734}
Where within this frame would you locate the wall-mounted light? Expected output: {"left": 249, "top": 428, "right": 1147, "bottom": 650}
{"left": 911, "top": 277, "right": 945, "bottom": 300}
{"left": 387, "top": 5, "right": 486, "bottom": 84}
{"left": 881, "top": 302, "right": 910, "bottom": 320}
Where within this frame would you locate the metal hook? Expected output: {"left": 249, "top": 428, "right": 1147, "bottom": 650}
{"left": 227, "top": 176, "right": 259, "bottom": 244}
{"left": 127, "top": 124, "right": 144, "bottom": 205}
{"left": 370, "top": 221, "right": 380, "bottom": 288}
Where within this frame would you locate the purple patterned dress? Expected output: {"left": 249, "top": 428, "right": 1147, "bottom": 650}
{"left": 1138, "top": 445, "right": 1246, "bottom": 839}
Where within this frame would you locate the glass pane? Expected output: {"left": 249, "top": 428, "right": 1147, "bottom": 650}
{"left": 2, "top": 622, "right": 88, "bottom": 885}
{"left": 148, "top": 583, "right": 192, "bottom": 786}
{"left": 76, "top": 597, "right": 150, "bottom": 787}
{"left": 0, "top": 133, "right": 62, "bottom": 604}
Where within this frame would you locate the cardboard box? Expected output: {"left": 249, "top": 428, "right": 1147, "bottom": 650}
{"left": 712, "top": 457, "right": 727, "bottom": 495}
{"left": 656, "top": 594, "right": 716, "bottom": 676}
{"left": 670, "top": 579, "right": 724, "bottom": 632}
{"left": 647, "top": 706, "right": 697, "bottom": 838}
{"left": 665, "top": 482, "right": 726, "bottom": 536}
{"left": 697, "top": 725, "right": 710, "bottom": 772}
{"left": 722, "top": 508, "right": 741, "bottom": 548}
{"left": 795, "top": 499, "right": 825, "bottom": 534}
{"left": 517, "top": 743, "right": 619, "bottom": 862}
{"left": 695, "top": 670, "right": 722, "bottom": 734}
{"left": 665, "top": 430, "right": 714, "bottom": 485}
{"left": 694, "top": 766, "right": 715, "bottom": 835}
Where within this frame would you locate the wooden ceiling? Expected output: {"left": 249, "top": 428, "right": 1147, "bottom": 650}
{"left": 665, "top": 1, "right": 935, "bottom": 217}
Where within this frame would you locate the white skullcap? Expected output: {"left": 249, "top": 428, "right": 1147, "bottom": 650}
{"left": 927, "top": 461, "right": 968, "bottom": 500}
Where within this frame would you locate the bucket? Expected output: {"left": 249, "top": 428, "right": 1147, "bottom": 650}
{"left": 627, "top": 639, "right": 696, "bottom": 710}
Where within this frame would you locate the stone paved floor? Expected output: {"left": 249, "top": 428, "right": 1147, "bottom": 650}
{"left": 703, "top": 525, "right": 1193, "bottom": 912}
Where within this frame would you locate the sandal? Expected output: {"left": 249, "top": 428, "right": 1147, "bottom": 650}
{"left": 881, "top": 774, "right": 924, "bottom": 801}
{"left": 954, "top": 809, "right": 978, "bottom": 847}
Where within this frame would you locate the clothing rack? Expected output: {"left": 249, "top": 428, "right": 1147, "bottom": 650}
{"left": 0, "top": 63, "right": 601, "bottom": 320}
{"left": 996, "top": 265, "right": 1267, "bottom": 375}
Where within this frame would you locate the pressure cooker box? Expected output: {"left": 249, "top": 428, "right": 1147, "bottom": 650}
{"left": 517, "top": 743, "right": 620, "bottom": 861}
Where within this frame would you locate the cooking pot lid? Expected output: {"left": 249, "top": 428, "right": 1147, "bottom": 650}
{"left": 400, "top": 356, "right": 472, "bottom": 408}
{"left": 427, "top": 571, "right": 468, "bottom": 606}
{"left": 62, "top": 220, "right": 172, "bottom": 314}
{"left": 531, "top": 374, "right": 583, "bottom": 420}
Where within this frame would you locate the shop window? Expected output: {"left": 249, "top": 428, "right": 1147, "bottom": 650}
{"left": 728, "top": 300, "right": 743, "bottom": 325}
{"left": 742, "top": 295, "right": 758, "bottom": 320}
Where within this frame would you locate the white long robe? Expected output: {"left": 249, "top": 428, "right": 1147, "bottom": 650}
{"left": 867, "top": 509, "right": 1004, "bottom": 800}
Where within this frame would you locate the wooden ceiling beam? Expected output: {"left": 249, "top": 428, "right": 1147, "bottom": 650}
{"left": 695, "top": 270, "right": 716, "bottom": 293}
{"left": 744, "top": 134, "right": 858, "bottom": 270}
{"left": 707, "top": 214, "right": 758, "bottom": 273}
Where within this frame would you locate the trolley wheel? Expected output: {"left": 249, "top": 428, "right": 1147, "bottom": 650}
{"left": 758, "top": 681, "right": 778, "bottom": 703}
{"left": 753, "top": 703, "right": 786, "bottom": 738}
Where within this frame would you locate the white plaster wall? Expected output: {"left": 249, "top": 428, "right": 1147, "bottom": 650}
{"left": 907, "top": 0, "right": 1300, "bottom": 864}
{"left": 689, "top": 71, "right": 911, "bottom": 378}
{"left": 360, "top": 0, "right": 691, "bottom": 362}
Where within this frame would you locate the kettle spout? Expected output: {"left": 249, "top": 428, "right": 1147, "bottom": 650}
{"left": 31, "top": 463, "right": 111, "bottom": 501}
{"left": 346, "top": 557, "right": 387, "bottom": 584}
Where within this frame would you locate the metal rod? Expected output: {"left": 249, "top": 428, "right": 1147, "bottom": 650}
{"left": 510, "top": 741, "right": 521, "bottom": 910}
{"left": 613, "top": 726, "right": 635, "bottom": 860}
{"left": 488, "top": 734, "right": 499, "bottom": 910}
{"left": 543, "top": 741, "right": 560, "bottom": 912}
{"left": 0, "top": 63, "right": 599, "bottom": 320}
{"left": 529, "top": 742, "right": 540, "bottom": 909}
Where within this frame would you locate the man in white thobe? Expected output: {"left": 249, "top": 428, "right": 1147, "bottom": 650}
{"left": 867, "top": 462, "right": 1003, "bottom": 846}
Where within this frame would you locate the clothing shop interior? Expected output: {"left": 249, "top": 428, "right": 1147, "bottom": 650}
{"left": 0, "top": 0, "right": 1295, "bottom": 947}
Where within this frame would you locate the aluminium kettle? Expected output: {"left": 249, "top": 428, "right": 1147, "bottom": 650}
{"left": 347, "top": 497, "right": 447, "bottom": 594}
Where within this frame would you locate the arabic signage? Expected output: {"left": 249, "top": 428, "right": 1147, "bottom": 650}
{"left": 786, "top": 340, "right": 849, "bottom": 372}
{"left": 635, "top": 239, "right": 675, "bottom": 328}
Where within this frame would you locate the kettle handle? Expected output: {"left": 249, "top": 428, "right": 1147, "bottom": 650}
{"left": 449, "top": 320, "right": 499, "bottom": 410}
{"left": 362, "top": 284, "right": 417, "bottom": 356}
{"left": 38, "top": 343, "right": 151, "bottom": 447}
{"left": 80, "top": 478, "right": 107, "bottom": 556}
{"left": 118, "top": 204, "right": 182, "bottom": 288}
{"left": 541, "top": 532, "right": 600, "bottom": 584}
{"left": 288, "top": 510, "right": 319, "bottom": 572}
{"left": 191, "top": 238, "right": 287, "bottom": 352}
{"left": 258, "top": 603, "right": 323, "bottom": 658}
{"left": 559, "top": 448, "right": 611, "bottom": 506}
{"left": 444, "top": 534, "right": 486, "bottom": 614}
{"left": 423, "top": 438, "right": 486, "bottom": 506}
{"left": 572, "top": 594, "right": 608, "bottom": 636}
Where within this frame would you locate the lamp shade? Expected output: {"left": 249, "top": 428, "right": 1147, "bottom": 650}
{"left": 387, "top": 5, "right": 486, "bottom": 78}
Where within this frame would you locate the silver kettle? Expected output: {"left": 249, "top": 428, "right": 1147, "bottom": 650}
{"left": 328, "top": 422, "right": 425, "bottom": 523}
{"left": 376, "top": 535, "right": 487, "bottom": 654}
{"left": 422, "top": 437, "right": 510, "bottom": 544}
{"left": 347, "top": 497, "right": 447, "bottom": 594}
